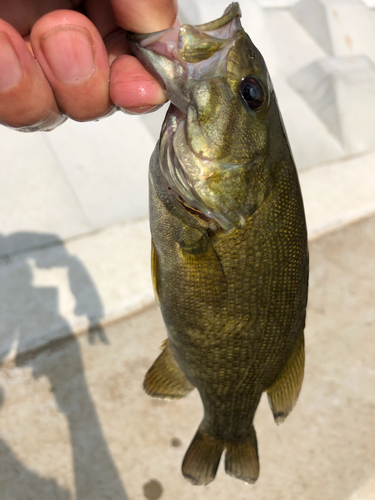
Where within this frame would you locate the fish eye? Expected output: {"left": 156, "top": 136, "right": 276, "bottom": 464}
{"left": 239, "top": 77, "right": 265, "bottom": 111}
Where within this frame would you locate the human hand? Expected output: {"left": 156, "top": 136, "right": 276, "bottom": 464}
{"left": 0, "top": 0, "right": 177, "bottom": 131}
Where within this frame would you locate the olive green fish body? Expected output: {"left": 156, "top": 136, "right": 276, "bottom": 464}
{"left": 150, "top": 135, "right": 307, "bottom": 425}
{"left": 131, "top": 2, "right": 308, "bottom": 485}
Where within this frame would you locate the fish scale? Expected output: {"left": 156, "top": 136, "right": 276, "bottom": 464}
{"left": 130, "top": 2, "right": 308, "bottom": 485}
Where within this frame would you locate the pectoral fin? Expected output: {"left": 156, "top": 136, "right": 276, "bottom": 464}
{"left": 266, "top": 333, "right": 305, "bottom": 424}
{"left": 144, "top": 341, "right": 195, "bottom": 399}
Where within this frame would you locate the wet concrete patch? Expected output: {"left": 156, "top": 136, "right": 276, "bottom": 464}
{"left": 143, "top": 479, "right": 163, "bottom": 500}
{"left": 171, "top": 437, "right": 182, "bottom": 447}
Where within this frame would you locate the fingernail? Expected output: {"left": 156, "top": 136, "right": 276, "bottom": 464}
{"left": 0, "top": 33, "right": 22, "bottom": 91}
{"left": 40, "top": 26, "right": 95, "bottom": 83}
{"left": 120, "top": 104, "right": 164, "bottom": 115}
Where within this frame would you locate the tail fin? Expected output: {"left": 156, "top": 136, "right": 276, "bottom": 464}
{"left": 182, "top": 427, "right": 224, "bottom": 485}
{"left": 182, "top": 424, "right": 259, "bottom": 485}
{"left": 224, "top": 426, "right": 259, "bottom": 484}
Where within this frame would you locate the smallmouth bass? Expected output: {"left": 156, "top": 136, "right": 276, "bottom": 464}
{"left": 130, "top": 2, "right": 308, "bottom": 485}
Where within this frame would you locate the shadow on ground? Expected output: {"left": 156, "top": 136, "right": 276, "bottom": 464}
{"left": 0, "top": 232, "right": 129, "bottom": 500}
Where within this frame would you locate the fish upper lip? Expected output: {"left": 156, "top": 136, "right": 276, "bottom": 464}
{"left": 128, "top": 2, "right": 241, "bottom": 39}
{"left": 128, "top": 2, "right": 242, "bottom": 64}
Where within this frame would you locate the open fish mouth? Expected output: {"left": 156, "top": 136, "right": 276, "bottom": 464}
{"left": 129, "top": 3, "right": 260, "bottom": 231}
{"left": 131, "top": 3, "right": 242, "bottom": 63}
{"left": 129, "top": 3, "right": 243, "bottom": 115}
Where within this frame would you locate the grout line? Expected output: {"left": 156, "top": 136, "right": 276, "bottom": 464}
{"left": 307, "top": 207, "right": 375, "bottom": 242}
{"left": 42, "top": 133, "right": 94, "bottom": 228}
{"left": 1, "top": 300, "right": 157, "bottom": 370}
{"left": 0, "top": 216, "right": 150, "bottom": 262}
{"left": 298, "top": 148, "right": 375, "bottom": 173}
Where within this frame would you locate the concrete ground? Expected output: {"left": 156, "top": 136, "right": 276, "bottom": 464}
{"left": 1, "top": 214, "right": 374, "bottom": 500}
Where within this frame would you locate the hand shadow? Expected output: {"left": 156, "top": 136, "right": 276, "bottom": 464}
{"left": 0, "top": 232, "right": 129, "bottom": 500}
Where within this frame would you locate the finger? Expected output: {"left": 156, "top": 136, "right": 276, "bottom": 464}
{"left": 0, "top": 19, "right": 64, "bottom": 130}
{"left": 110, "top": 0, "right": 178, "bottom": 33}
{"left": 84, "top": 0, "right": 117, "bottom": 38}
{"left": 110, "top": 54, "right": 166, "bottom": 112}
{"left": 30, "top": 10, "right": 112, "bottom": 121}
{"left": 84, "top": 0, "right": 166, "bottom": 112}
{"left": 84, "top": 0, "right": 129, "bottom": 64}
{"left": 0, "top": 0, "right": 82, "bottom": 36}
{"left": 109, "top": 0, "right": 177, "bottom": 113}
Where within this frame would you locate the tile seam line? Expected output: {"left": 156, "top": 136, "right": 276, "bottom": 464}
{"left": 0, "top": 300, "right": 156, "bottom": 370}
{"left": 0, "top": 216, "right": 150, "bottom": 262}
{"left": 1, "top": 202, "right": 374, "bottom": 262}
{"left": 298, "top": 147, "right": 375, "bottom": 173}
{"left": 307, "top": 208, "right": 375, "bottom": 242}
{"left": 42, "top": 132, "right": 94, "bottom": 228}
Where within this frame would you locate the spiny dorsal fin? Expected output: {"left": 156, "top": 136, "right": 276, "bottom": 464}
{"left": 144, "top": 342, "right": 194, "bottom": 399}
{"left": 266, "top": 333, "right": 305, "bottom": 424}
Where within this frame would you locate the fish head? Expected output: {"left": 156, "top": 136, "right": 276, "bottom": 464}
{"left": 130, "top": 3, "right": 283, "bottom": 231}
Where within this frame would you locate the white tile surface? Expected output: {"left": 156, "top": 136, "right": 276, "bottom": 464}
{"left": 274, "top": 75, "right": 344, "bottom": 169}
{"left": 327, "top": 1, "right": 375, "bottom": 60}
{"left": 290, "top": 56, "right": 375, "bottom": 157}
{"left": 45, "top": 108, "right": 166, "bottom": 228}
{"left": 0, "top": 127, "right": 90, "bottom": 255}
{"left": 336, "top": 56, "right": 375, "bottom": 155}
{"left": 259, "top": 8, "right": 328, "bottom": 75}
{"left": 300, "top": 151, "right": 375, "bottom": 239}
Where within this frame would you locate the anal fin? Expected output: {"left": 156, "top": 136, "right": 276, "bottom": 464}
{"left": 151, "top": 239, "right": 160, "bottom": 305}
{"left": 266, "top": 333, "right": 305, "bottom": 424}
{"left": 144, "top": 342, "right": 194, "bottom": 399}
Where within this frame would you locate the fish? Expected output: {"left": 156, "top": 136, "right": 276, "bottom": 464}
{"left": 130, "top": 2, "right": 309, "bottom": 485}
